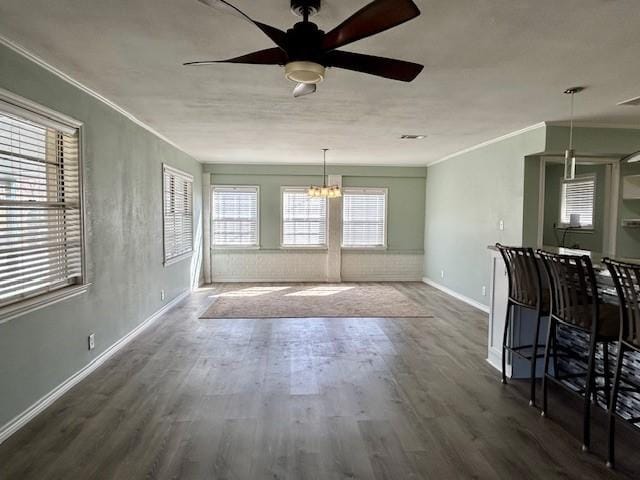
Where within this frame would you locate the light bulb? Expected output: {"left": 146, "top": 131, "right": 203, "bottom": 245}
{"left": 564, "top": 148, "right": 576, "bottom": 180}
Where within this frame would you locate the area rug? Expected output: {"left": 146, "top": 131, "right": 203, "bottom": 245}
{"left": 200, "top": 284, "right": 433, "bottom": 319}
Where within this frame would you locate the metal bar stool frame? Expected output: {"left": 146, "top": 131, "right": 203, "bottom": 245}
{"left": 603, "top": 258, "right": 640, "bottom": 469}
{"left": 538, "top": 251, "right": 618, "bottom": 453}
{"left": 496, "top": 243, "right": 548, "bottom": 407}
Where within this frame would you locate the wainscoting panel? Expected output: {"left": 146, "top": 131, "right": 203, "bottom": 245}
{"left": 211, "top": 250, "right": 424, "bottom": 282}
{"left": 341, "top": 251, "right": 424, "bottom": 281}
{"left": 211, "top": 250, "right": 328, "bottom": 282}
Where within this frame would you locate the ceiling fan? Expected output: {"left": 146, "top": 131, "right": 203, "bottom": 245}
{"left": 184, "top": 0, "right": 424, "bottom": 97}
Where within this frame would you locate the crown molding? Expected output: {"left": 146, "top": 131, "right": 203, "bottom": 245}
{"left": 427, "top": 122, "right": 547, "bottom": 167}
{"left": 0, "top": 34, "right": 188, "bottom": 156}
{"left": 546, "top": 121, "right": 640, "bottom": 130}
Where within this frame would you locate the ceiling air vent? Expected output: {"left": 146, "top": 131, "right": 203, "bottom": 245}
{"left": 617, "top": 95, "right": 640, "bottom": 106}
{"left": 400, "top": 135, "right": 426, "bottom": 140}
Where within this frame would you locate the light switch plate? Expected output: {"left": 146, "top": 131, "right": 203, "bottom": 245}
{"left": 499, "top": 220, "right": 504, "bottom": 231}
{"left": 88, "top": 333, "right": 95, "bottom": 351}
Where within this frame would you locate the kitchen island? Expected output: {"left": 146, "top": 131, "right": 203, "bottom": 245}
{"left": 487, "top": 244, "right": 640, "bottom": 420}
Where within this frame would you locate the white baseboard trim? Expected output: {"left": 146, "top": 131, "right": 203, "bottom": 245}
{"left": 211, "top": 276, "right": 424, "bottom": 283}
{"left": 0, "top": 289, "right": 191, "bottom": 446}
{"left": 211, "top": 277, "right": 329, "bottom": 283}
{"left": 342, "top": 275, "right": 423, "bottom": 282}
{"left": 422, "top": 277, "right": 490, "bottom": 313}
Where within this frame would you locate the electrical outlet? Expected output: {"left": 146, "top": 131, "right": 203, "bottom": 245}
{"left": 440, "top": 270, "right": 445, "bottom": 279}
{"left": 161, "top": 289, "right": 165, "bottom": 301}
{"left": 482, "top": 286, "right": 487, "bottom": 296}
{"left": 499, "top": 220, "right": 504, "bottom": 231}
{"left": 88, "top": 333, "right": 95, "bottom": 351}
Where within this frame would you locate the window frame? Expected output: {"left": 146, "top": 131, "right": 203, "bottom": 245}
{"left": 162, "top": 164, "right": 194, "bottom": 266}
{"left": 211, "top": 185, "right": 260, "bottom": 250}
{"left": 557, "top": 174, "right": 596, "bottom": 230}
{"left": 0, "top": 87, "right": 89, "bottom": 324}
{"left": 280, "top": 186, "right": 328, "bottom": 249}
{"left": 341, "top": 187, "right": 388, "bottom": 250}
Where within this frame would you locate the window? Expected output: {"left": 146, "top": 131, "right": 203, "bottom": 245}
{"left": 560, "top": 175, "right": 595, "bottom": 228}
{"left": 162, "top": 165, "right": 193, "bottom": 264}
{"left": 0, "top": 101, "right": 84, "bottom": 310}
{"left": 342, "top": 188, "right": 387, "bottom": 248}
{"left": 281, "top": 187, "right": 327, "bottom": 247}
{"left": 212, "top": 186, "right": 259, "bottom": 248}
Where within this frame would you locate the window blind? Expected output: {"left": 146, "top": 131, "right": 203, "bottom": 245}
{"left": 0, "top": 109, "right": 83, "bottom": 307}
{"left": 342, "top": 188, "right": 387, "bottom": 247}
{"left": 282, "top": 187, "right": 327, "bottom": 247}
{"left": 212, "top": 186, "right": 259, "bottom": 247}
{"left": 560, "top": 176, "right": 595, "bottom": 227}
{"left": 163, "top": 165, "right": 193, "bottom": 263}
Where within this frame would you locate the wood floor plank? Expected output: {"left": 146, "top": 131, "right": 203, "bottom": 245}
{"left": 0, "top": 282, "right": 638, "bottom": 479}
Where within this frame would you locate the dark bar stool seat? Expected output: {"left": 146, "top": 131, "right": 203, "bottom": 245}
{"left": 496, "top": 244, "right": 549, "bottom": 407}
{"left": 538, "top": 251, "right": 620, "bottom": 453}
{"left": 603, "top": 258, "right": 640, "bottom": 469}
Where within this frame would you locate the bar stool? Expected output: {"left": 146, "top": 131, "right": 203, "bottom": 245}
{"left": 496, "top": 244, "right": 549, "bottom": 407}
{"left": 603, "top": 258, "right": 640, "bottom": 469}
{"left": 538, "top": 251, "right": 620, "bottom": 452}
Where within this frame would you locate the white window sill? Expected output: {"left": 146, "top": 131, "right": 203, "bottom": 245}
{"left": 211, "top": 245, "right": 260, "bottom": 251}
{"left": 341, "top": 246, "right": 388, "bottom": 251}
{"left": 0, "top": 283, "right": 90, "bottom": 324}
{"left": 164, "top": 252, "right": 193, "bottom": 266}
{"left": 555, "top": 226, "right": 595, "bottom": 234}
{"left": 279, "top": 246, "right": 328, "bottom": 251}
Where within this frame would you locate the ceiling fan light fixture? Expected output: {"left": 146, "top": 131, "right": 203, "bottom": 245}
{"left": 285, "top": 61, "right": 326, "bottom": 84}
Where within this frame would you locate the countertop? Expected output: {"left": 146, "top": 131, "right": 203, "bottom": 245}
{"left": 487, "top": 244, "right": 640, "bottom": 269}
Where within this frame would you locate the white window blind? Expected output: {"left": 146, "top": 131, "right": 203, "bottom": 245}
{"left": 0, "top": 108, "right": 83, "bottom": 308}
{"left": 281, "top": 187, "right": 327, "bottom": 247}
{"left": 342, "top": 188, "right": 387, "bottom": 247}
{"left": 212, "top": 186, "right": 259, "bottom": 247}
{"left": 560, "top": 175, "right": 595, "bottom": 227}
{"left": 163, "top": 165, "right": 193, "bottom": 263}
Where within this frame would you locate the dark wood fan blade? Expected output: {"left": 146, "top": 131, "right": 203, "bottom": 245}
{"left": 293, "top": 83, "right": 316, "bottom": 98}
{"left": 197, "top": 0, "right": 288, "bottom": 50}
{"left": 322, "top": 0, "right": 420, "bottom": 51}
{"left": 183, "top": 48, "right": 287, "bottom": 66}
{"left": 324, "top": 50, "right": 423, "bottom": 82}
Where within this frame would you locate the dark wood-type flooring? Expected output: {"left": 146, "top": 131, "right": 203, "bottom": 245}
{"left": 1, "top": 282, "right": 639, "bottom": 479}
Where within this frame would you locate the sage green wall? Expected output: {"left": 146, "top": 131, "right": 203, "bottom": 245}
{"left": 619, "top": 160, "right": 640, "bottom": 258}
{"left": 0, "top": 44, "right": 203, "bottom": 429}
{"left": 522, "top": 156, "right": 542, "bottom": 247}
{"left": 535, "top": 126, "right": 640, "bottom": 257}
{"left": 545, "top": 126, "right": 640, "bottom": 156}
{"left": 210, "top": 173, "right": 320, "bottom": 249}
{"left": 206, "top": 164, "right": 426, "bottom": 251}
{"left": 424, "top": 127, "right": 547, "bottom": 306}
{"left": 543, "top": 163, "right": 606, "bottom": 252}
{"left": 342, "top": 176, "right": 425, "bottom": 251}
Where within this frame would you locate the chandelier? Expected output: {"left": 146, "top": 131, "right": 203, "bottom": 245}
{"left": 308, "top": 148, "right": 342, "bottom": 198}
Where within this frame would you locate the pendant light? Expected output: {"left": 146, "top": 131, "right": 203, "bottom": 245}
{"left": 563, "top": 87, "right": 584, "bottom": 180}
{"left": 308, "top": 149, "right": 341, "bottom": 198}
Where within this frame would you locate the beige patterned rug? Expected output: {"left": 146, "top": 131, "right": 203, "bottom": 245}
{"left": 200, "top": 283, "right": 432, "bottom": 319}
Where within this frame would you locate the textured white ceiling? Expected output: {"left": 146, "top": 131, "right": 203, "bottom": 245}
{"left": 1, "top": 0, "right": 640, "bottom": 165}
